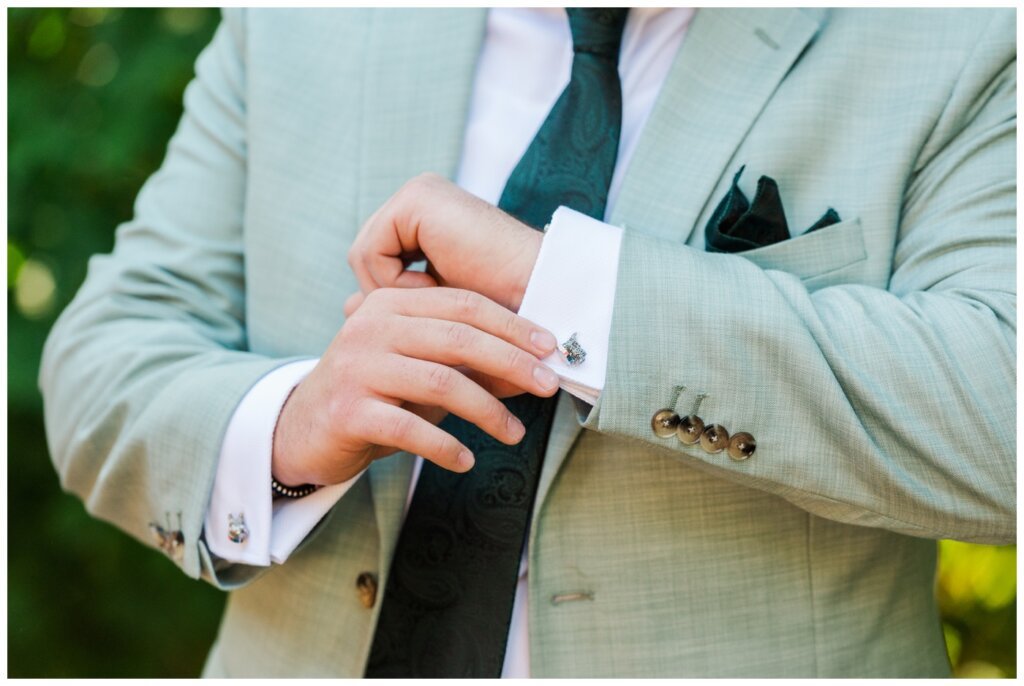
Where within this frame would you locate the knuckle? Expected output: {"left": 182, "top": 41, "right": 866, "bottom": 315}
{"left": 326, "top": 395, "right": 352, "bottom": 425}
{"left": 363, "top": 288, "right": 392, "bottom": 310}
{"left": 360, "top": 289, "right": 380, "bottom": 308}
{"left": 427, "top": 365, "right": 455, "bottom": 396}
{"left": 389, "top": 412, "right": 415, "bottom": 444}
{"left": 343, "top": 398, "right": 374, "bottom": 438}
{"left": 434, "top": 432, "right": 458, "bottom": 463}
{"left": 340, "top": 312, "right": 371, "bottom": 342}
{"left": 502, "top": 312, "right": 522, "bottom": 342}
{"left": 396, "top": 178, "right": 415, "bottom": 199}
{"left": 504, "top": 347, "right": 526, "bottom": 376}
{"left": 415, "top": 171, "right": 442, "bottom": 188}
{"left": 453, "top": 289, "right": 479, "bottom": 320}
{"left": 403, "top": 173, "right": 434, "bottom": 200}
{"left": 485, "top": 398, "right": 508, "bottom": 428}
{"left": 445, "top": 322, "right": 471, "bottom": 350}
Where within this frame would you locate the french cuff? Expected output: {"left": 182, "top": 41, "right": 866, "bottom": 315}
{"left": 269, "top": 473, "right": 363, "bottom": 564}
{"left": 519, "top": 206, "right": 623, "bottom": 404}
{"left": 204, "top": 357, "right": 318, "bottom": 566}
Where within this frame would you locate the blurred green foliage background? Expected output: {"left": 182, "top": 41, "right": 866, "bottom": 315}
{"left": 6, "top": 7, "right": 1017, "bottom": 678}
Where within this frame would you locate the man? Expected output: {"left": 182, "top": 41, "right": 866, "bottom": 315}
{"left": 41, "top": 7, "right": 1014, "bottom": 678}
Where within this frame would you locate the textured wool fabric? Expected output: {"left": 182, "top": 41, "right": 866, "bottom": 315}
{"left": 39, "top": 8, "right": 1015, "bottom": 678}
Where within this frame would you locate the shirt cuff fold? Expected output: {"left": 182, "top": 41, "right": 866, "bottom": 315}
{"left": 204, "top": 358, "right": 320, "bottom": 566}
{"left": 518, "top": 206, "right": 623, "bottom": 403}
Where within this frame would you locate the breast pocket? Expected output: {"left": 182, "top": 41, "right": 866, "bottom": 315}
{"left": 736, "top": 216, "right": 866, "bottom": 290}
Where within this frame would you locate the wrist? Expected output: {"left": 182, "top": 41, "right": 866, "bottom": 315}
{"left": 271, "top": 385, "right": 311, "bottom": 487}
{"left": 507, "top": 227, "right": 543, "bottom": 312}
{"left": 270, "top": 376, "right": 373, "bottom": 488}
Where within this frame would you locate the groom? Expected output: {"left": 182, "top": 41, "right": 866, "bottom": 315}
{"left": 41, "top": 8, "right": 1015, "bottom": 677}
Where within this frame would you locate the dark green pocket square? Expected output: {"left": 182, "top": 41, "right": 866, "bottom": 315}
{"left": 705, "top": 166, "right": 840, "bottom": 254}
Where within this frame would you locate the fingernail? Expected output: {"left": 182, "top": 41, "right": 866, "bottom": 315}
{"left": 458, "top": 449, "right": 475, "bottom": 471}
{"left": 533, "top": 364, "right": 558, "bottom": 391}
{"left": 507, "top": 415, "right": 526, "bottom": 442}
{"left": 531, "top": 329, "right": 557, "bottom": 354}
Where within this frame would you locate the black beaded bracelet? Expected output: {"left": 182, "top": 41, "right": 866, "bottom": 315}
{"left": 271, "top": 477, "right": 318, "bottom": 499}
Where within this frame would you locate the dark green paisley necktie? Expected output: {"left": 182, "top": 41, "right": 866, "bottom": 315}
{"left": 366, "top": 9, "right": 629, "bottom": 678}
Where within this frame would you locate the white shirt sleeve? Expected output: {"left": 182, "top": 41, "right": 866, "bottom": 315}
{"left": 203, "top": 358, "right": 364, "bottom": 566}
{"left": 517, "top": 206, "right": 624, "bottom": 404}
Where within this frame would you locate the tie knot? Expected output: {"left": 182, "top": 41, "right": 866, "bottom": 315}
{"left": 567, "top": 8, "right": 629, "bottom": 59}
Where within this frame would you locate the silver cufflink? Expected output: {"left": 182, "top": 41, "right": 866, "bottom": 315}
{"left": 558, "top": 332, "right": 586, "bottom": 367}
{"left": 227, "top": 512, "right": 249, "bottom": 544}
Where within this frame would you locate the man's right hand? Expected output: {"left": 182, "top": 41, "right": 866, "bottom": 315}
{"left": 271, "top": 287, "right": 560, "bottom": 487}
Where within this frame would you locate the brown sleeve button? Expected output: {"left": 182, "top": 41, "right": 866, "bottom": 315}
{"left": 700, "top": 424, "right": 730, "bottom": 454}
{"left": 728, "top": 432, "right": 756, "bottom": 461}
{"left": 148, "top": 514, "right": 184, "bottom": 561}
{"left": 676, "top": 414, "right": 705, "bottom": 445}
{"left": 356, "top": 571, "right": 378, "bottom": 609}
{"left": 651, "top": 409, "right": 680, "bottom": 438}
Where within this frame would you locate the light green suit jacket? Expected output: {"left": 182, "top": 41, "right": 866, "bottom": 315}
{"left": 40, "top": 8, "right": 1015, "bottom": 678}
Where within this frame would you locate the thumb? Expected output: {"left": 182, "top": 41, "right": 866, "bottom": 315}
{"left": 393, "top": 270, "right": 439, "bottom": 289}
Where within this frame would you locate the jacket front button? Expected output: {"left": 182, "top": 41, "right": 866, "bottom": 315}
{"left": 356, "top": 572, "right": 378, "bottom": 609}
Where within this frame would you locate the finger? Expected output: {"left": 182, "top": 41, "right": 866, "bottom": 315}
{"left": 348, "top": 242, "right": 379, "bottom": 294}
{"left": 389, "top": 288, "right": 558, "bottom": 359}
{"left": 348, "top": 206, "right": 387, "bottom": 293}
{"left": 458, "top": 369, "right": 528, "bottom": 400}
{"left": 393, "top": 270, "right": 438, "bottom": 289}
{"left": 358, "top": 200, "right": 415, "bottom": 289}
{"left": 393, "top": 317, "right": 558, "bottom": 398}
{"left": 344, "top": 291, "right": 365, "bottom": 317}
{"left": 378, "top": 354, "right": 527, "bottom": 446}
{"left": 402, "top": 401, "right": 448, "bottom": 427}
{"left": 357, "top": 401, "right": 473, "bottom": 472}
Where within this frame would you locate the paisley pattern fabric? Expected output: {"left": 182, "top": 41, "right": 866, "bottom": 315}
{"left": 365, "top": 9, "right": 629, "bottom": 678}
{"left": 498, "top": 8, "right": 629, "bottom": 228}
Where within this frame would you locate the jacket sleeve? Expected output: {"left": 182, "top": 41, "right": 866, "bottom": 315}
{"left": 584, "top": 16, "right": 1016, "bottom": 544}
{"left": 39, "top": 9, "right": 305, "bottom": 588}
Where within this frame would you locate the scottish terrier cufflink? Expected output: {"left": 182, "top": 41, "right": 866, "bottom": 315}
{"left": 558, "top": 332, "right": 586, "bottom": 367}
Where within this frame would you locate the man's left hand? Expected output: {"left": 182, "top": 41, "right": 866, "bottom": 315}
{"left": 348, "top": 173, "right": 542, "bottom": 312}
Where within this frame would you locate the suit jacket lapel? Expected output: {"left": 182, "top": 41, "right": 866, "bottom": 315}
{"left": 530, "top": 392, "right": 586, "bottom": 540}
{"left": 367, "top": 452, "right": 414, "bottom": 578}
{"left": 609, "top": 8, "right": 824, "bottom": 242}
{"left": 530, "top": 9, "right": 825, "bottom": 522}
{"left": 362, "top": 8, "right": 486, "bottom": 571}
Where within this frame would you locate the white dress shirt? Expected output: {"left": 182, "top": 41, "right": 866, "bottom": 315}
{"left": 204, "top": 7, "right": 695, "bottom": 677}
